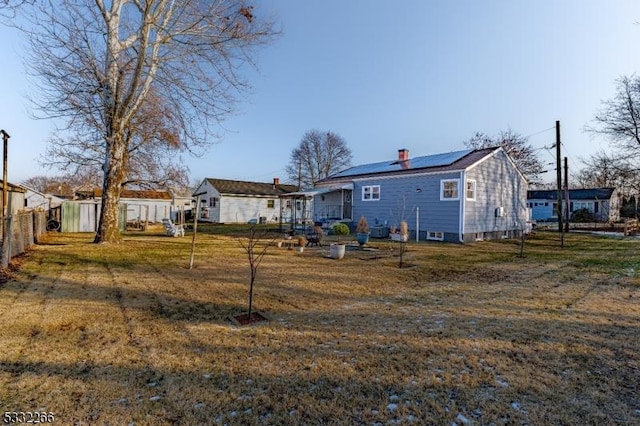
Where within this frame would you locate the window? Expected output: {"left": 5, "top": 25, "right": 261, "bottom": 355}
{"left": 475, "top": 232, "right": 483, "bottom": 241}
{"left": 362, "top": 185, "right": 380, "bottom": 201}
{"left": 209, "top": 197, "right": 218, "bottom": 207}
{"left": 466, "top": 179, "right": 476, "bottom": 200}
{"left": 427, "top": 231, "right": 444, "bottom": 241}
{"left": 267, "top": 199, "right": 275, "bottom": 209}
{"left": 572, "top": 201, "right": 593, "bottom": 212}
{"left": 440, "top": 179, "right": 459, "bottom": 200}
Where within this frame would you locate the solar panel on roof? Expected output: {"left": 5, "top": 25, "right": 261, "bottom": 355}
{"left": 330, "top": 149, "right": 472, "bottom": 178}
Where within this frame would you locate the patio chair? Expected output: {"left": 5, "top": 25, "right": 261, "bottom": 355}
{"left": 162, "top": 218, "right": 185, "bottom": 237}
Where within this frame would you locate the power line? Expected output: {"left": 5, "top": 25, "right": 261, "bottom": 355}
{"left": 524, "top": 126, "right": 555, "bottom": 139}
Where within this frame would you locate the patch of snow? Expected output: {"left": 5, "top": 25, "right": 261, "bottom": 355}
{"left": 456, "top": 413, "right": 471, "bottom": 424}
{"left": 193, "top": 402, "right": 204, "bottom": 410}
{"left": 496, "top": 377, "right": 509, "bottom": 387}
{"left": 389, "top": 394, "right": 400, "bottom": 402}
{"left": 387, "top": 403, "right": 399, "bottom": 412}
{"left": 511, "top": 402, "right": 522, "bottom": 411}
{"left": 149, "top": 395, "right": 162, "bottom": 402}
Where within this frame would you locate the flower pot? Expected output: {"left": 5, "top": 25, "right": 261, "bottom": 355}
{"left": 356, "top": 232, "right": 370, "bottom": 246}
{"left": 329, "top": 243, "right": 346, "bottom": 260}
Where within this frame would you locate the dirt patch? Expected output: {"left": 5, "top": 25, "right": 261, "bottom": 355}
{"left": 228, "top": 311, "right": 270, "bottom": 326}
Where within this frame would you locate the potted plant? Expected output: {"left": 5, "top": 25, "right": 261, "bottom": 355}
{"left": 330, "top": 222, "right": 350, "bottom": 259}
{"left": 296, "top": 236, "right": 307, "bottom": 254}
{"left": 355, "top": 216, "right": 370, "bottom": 246}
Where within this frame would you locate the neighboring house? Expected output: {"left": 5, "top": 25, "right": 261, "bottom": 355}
{"left": 0, "top": 180, "right": 27, "bottom": 216}
{"left": 527, "top": 188, "right": 620, "bottom": 222}
{"left": 77, "top": 188, "right": 174, "bottom": 223}
{"left": 193, "top": 178, "right": 298, "bottom": 223}
{"left": 22, "top": 186, "right": 64, "bottom": 212}
{"left": 168, "top": 187, "right": 194, "bottom": 221}
{"left": 312, "top": 147, "right": 529, "bottom": 243}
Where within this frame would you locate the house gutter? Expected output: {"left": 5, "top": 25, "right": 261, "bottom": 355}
{"left": 459, "top": 170, "right": 465, "bottom": 243}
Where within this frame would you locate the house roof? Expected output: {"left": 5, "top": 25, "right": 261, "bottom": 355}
{"left": 0, "top": 180, "right": 26, "bottom": 193}
{"left": 205, "top": 178, "right": 298, "bottom": 196}
{"left": 527, "top": 188, "right": 616, "bottom": 201}
{"left": 89, "top": 189, "right": 173, "bottom": 200}
{"left": 317, "top": 147, "right": 499, "bottom": 183}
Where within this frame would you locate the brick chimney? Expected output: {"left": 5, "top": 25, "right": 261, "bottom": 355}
{"left": 273, "top": 177, "right": 280, "bottom": 187}
{"left": 398, "top": 149, "right": 409, "bottom": 162}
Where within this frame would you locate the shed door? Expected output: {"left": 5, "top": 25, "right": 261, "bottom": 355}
{"left": 342, "top": 190, "right": 352, "bottom": 220}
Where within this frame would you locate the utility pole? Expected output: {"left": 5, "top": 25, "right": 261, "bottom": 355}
{"left": 0, "top": 129, "right": 9, "bottom": 242}
{"left": 555, "top": 121, "right": 564, "bottom": 246}
{"left": 0, "top": 129, "right": 11, "bottom": 268}
{"left": 564, "top": 157, "right": 570, "bottom": 233}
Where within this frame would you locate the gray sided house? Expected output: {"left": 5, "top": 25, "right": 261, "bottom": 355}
{"left": 314, "top": 147, "right": 529, "bottom": 243}
{"left": 527, "top": 188, "right": 620, "bottom": 222}
{"left": 194, "top": 178, "right": 298, "bottom": 223}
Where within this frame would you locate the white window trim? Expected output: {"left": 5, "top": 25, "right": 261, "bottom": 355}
{"left": 440, "top": 179, "right": 460, "bottom": 201}
{"left": 362, "top": 185, "right": 381, "bottom": 201}
{"left": 466, "top": 179, "right": 476, "bottom": 201}
{"left": 427, "top": 231, "right": 444, "bottom": 241}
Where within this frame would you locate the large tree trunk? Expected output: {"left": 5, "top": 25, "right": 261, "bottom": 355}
{"left": 94, "top": 136, "right": 128, "bottom": 243}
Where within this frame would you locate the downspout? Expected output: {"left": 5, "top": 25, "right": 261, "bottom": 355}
{"left": 459, "top": 171, "right": 465, "bottom": 243}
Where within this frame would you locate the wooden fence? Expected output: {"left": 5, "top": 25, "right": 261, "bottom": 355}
{"left": 1, "top": 210, "right": 47, "bottom": 268}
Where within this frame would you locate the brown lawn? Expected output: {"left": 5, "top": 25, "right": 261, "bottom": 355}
{"left": 0, "top": 228, "right": 639, "bottom": 425}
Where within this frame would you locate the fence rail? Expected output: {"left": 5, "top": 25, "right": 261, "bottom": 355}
{"left": 1, "top": 210, "right": 47, "bottom": 268}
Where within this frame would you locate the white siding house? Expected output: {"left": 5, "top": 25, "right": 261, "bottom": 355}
{"left": 193, "top": 178, "right": 298, "bottom": 223}
{"left": 22, "top": 186, "right": 64, "bottom": 212}
{"left": 78, "top": 188, "right": 175, "bottom": 223}
{"left": 0, "top": 180, "right": 27, "bottom": 215}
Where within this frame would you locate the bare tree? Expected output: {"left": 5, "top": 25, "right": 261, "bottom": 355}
{"left": 576, "top": 151, "right": 639, "bottom": 196}
{"left": 285, "top": 130, "right": 353, "bottom": 189}
{"left": 13, "top": 0, "right": 276, "bottom": 242}
{"left": 44, "top": 90, "right": 190, "bottom": 190}
{"left": 238, "top": 225, "right": 274, "bottom": 322}
{"left": 587, "top": 75, "right": 640, "bottom": 153}
{"left": 464, "top": 129, "right": 544, "bottom": 183}
{"left": 22, "top": 167, "right": 103, "bottom": 196}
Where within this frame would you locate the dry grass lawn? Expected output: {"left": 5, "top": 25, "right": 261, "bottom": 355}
{"left": 1, "top": 227, "right": 639, "bottom": 425}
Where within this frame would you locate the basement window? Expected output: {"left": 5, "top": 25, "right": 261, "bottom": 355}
{"left": 427, "top": 231, "right": 444, "bottom": 241}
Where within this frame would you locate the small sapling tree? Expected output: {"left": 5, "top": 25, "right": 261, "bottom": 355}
{"left": 238, "top": 225, "right": 274, "bottom": 323}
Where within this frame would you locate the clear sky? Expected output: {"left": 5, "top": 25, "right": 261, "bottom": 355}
{"left": 1, "top": 0, "right": 639, "bottom": 186}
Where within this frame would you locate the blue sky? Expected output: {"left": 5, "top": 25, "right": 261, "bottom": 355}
{"left": 1, "top": 1, "right": 639, "bottom": 186}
